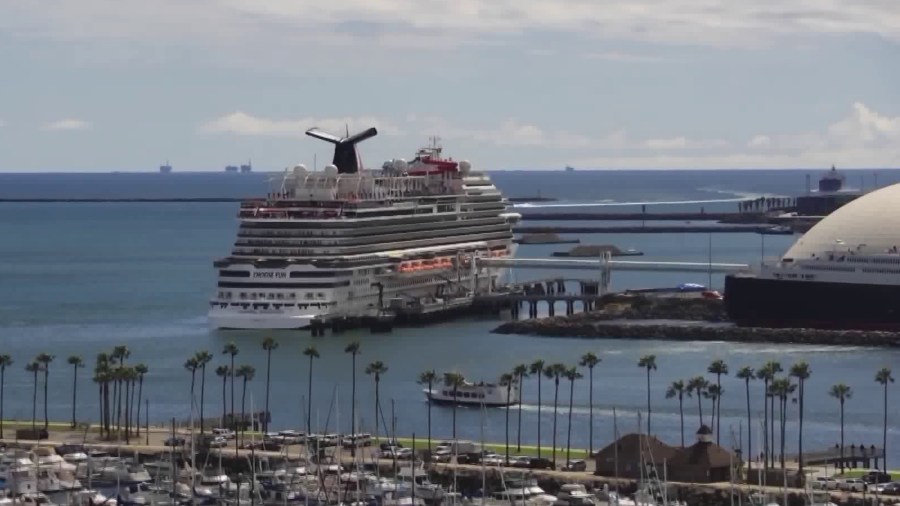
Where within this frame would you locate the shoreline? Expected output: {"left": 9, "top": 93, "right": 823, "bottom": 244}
{"left": 493, "top": 318, "right": 900, "bottom": 347}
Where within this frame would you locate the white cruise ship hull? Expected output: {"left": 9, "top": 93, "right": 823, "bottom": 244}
{"left": 208, "top": 307, "right": 320, "bottom": 330}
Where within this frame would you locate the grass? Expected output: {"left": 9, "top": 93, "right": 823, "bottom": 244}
{"left": 835, "top": 469, "right": 900, "bottom": 478}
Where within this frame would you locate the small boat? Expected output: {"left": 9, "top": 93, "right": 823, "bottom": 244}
{"left": 424, "top": 373, "right": 519, "bottom": 407}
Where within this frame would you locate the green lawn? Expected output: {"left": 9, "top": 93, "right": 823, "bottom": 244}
{"left": 835, "top": 469, "right": 899, "bottom": 478}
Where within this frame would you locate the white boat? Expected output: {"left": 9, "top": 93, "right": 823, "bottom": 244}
{"left": 396, "top": 466, "right": 445, "bottom": 501}
{"left": 30, "top": 447, "right": 77, "bottom": 473}
{"left": 554, "top": 484, "right": 598, "bottom": 506}
{"left": 424, "top": 374, "right": 519, "bottom": 407}
{"left": 207, "top": 131, "right": 520, "bottom": 330}
{"left": 97, "top": 460, "right": 151, "bottom": 484}
{"left": 70, "top": 489, "right": 117, "bottom": 506}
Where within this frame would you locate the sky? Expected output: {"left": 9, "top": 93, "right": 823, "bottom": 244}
{"left": 1, "top": 0, "right": 899, "bottom": 171}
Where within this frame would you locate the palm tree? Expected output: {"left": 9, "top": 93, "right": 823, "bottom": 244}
{"left": 365, "top": 361, "right": 389, "bottom": 443}
{"left": 545, "top": 363, "right": 566, "bottom": 467}
{"left": 35, "top": 353, "right": 54, "bottom": 430}
{"left": 94, "top": 353, "right": 111, "bottom": 436}
{"left": 236, "top": 365, "right": 256, "bottom": 439}
{"left": 771, "top": 378, "right": 795, "bottom": 469}
{"left": 875, "top": 368, "right": 894, "bottom": 472}
{"left": 67, "top": 356, "right": 84, "bottom": 427}
{"left": 302, "top": 346, "right": 319, "bottom": 434}
{"left": 417, "top": 370, "right": 437, "bottom": 450}
{"left": 579, "top": 352, "right": 601, "bottom": 456}
{"left": 563, "top": 366, "right": 583, "bottom": 467}
{"left": 704, "top": 384, "right": 722, "bottom": 439}
{"left": 637, "top": 355, "right": 657, "bottom": 434}
{"left": 444, "top": 372, "right": 466, "bottom": 439}
{"left": 122, "top": 367, "right": 136, "bottom": 440}
{"left": 0, "top": 355, "right": 12, "bottom": 439}
{"left": 222, "top": 342, "right": 239, "bottom": 423}
{"left": 687, "top": 376, "right": 708, "bottom": 426}
{"left": 26, "top": 361, "right": 41, "bottom": 429}
{"left": 707, "top": 359, "right": 728, "bottom": 444}
{"left": 790, "top": 361, "right": 811, "bottom": 471}
{"left": 111, "top": 345, "right": 130, "bottom": 435}
{"left": 261, "top": 337, "right": 279, "bottom": 434}
{"left": 195, "top": 351, "right": 213, "bottom": 434}
{"left": 736, "top": 366, "right": 755, "bottom": 461}
{"left": 829, "top": 383, "right": 852, "bottom": 472}
{"left": 215, "top": 365, "right": 230, "bottom": 428}
{"left": 666, "top": 380, "right": 688, "bottom": 447}
{"left": 512, "top": 364, "right": 529, "bottom": 451}
{"left": 757, "top": 360, "right": 782, "bottom": 468}
{"left": 500, "top": 372, "right": 515, "bottom": 461}
{"left": 134, "top": 364, "right": 148, "bottom": 436}
{"left": 184, "top": 356, "right": 200, "bottom": 424}
{"left": 529, "top": 360, "right": 546, "bottom": 457}
{"left": 344, "top": 341, "right": 361, "bottom": 439}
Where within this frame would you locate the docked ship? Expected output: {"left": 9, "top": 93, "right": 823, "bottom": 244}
{"left": 725, "top": 183, "right": 900, "bottom": 329}
{"left": 208, "top": 128, "right": 520, "bottom": 329}
{"left": 423, "top": 374, "right": 520, "bottom": 407}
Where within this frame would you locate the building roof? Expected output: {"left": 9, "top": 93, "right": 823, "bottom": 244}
{"left": 594, "top": 433, "right": 678, "bottom": 463}
{"left": 669, "top": 440, "right": 734, "bottom": 469}
{"left": 785, "top": 183, "right": 900, "bottom": 258}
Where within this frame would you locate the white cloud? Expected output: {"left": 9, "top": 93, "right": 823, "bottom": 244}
{"left": 200, "top": 112, "right": 404, "bottom": 137}
{"left": 43, "top": 119, "right": 91, "bottom": 131}
{"left": 573, "top": 102, "right": 900, "bottom": 169}
{"left": 4, "top": 0, "right": 900, "bottom": 55}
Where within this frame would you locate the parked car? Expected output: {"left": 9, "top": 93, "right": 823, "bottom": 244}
{"left": 840, "top": 478, "right": 867, "bottom": 492}
{"left": 208, "top": 437, "right": 228, "bottom": 448}
{"left": 813, "top": 477, "right": 840, "bottom": 490}
{"left": 164, "top": 436, "right": 186, "bottom": 447}
{"left": 863, "top": 471, "right": 893, "bottom": 484}
{"left": 508, "top": 456, "right": 532, "bottom": 468}
{"left": 396, "top": 448, "right": 414, "bottom": 460}
{"left": 528, "top": 457, "right": 554, "bottom": 470}
{"left": 431, "top": 448, "right": 452, "bottom": 463}
{"left": 212, "top": 428, "right": 236, "bottom": 440}
{"left": 342, "top": 433, "right": 372, "bottom": 448}
{"left": 563, "top": 459, "right": 587, "bottom": 472}
{"left": 874, "top": 482, "right": 900, "bottom": 495}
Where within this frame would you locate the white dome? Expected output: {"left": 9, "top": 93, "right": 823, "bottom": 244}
{"left": 785, "top": 183, "right": 900, "bottom": 259}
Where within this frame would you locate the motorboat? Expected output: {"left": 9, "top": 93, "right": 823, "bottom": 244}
{"left": 98, "top": 460, "right": 152, "bottom": 484}
{"left": 30, "top": 446, "right": 77, "bottom": 472}
{"left": 396, "top": 466, "right": 445, "bottom": 501}
{"left": 70, "top": 489, "right": 117, "bottom": 506}
{"left": 554, "top": 484, "right": 598, "bottom": 506}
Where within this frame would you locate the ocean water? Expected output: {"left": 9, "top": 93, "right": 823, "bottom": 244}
{"left": 1, "top": 170, "right": 898, "bottom": 463}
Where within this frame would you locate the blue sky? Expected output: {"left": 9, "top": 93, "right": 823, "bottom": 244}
{"left": 1, "top": 0, "right": 899, "bottom": 171}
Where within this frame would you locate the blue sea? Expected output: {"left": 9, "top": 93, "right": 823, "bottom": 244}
{"left": 1, "top": 169, "right": 898, "bottom": 463}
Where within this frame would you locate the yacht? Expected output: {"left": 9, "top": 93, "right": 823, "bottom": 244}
{"left": 208, "top": 130, "right": 519, "bottom": 329}
{"left": 30, "top": 447, "right": 76, "bottom": 472}
{"left": 424, "top": 373, "right": 519, "bottom": 407}
{"left": 554, "top": 484, "right": 598, "bottom": 506}
{"left": 396, "top": 466, "right": 445, "bottom": 501}
{"left": 97, "top": 460, "right": 151, "bottom": 485}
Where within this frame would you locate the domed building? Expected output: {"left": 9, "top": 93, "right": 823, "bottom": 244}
{"left": 725, "top": 183, "right": 900, "bottom": 329}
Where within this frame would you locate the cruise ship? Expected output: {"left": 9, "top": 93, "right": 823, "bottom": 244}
{"left": 725, "top": 183, "right": 900, "bottom": 329}
{"left": 208, "top": 127, "right": 520, "bottom": 329}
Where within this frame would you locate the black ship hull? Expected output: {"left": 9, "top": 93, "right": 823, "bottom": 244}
{"left": 724, "top": 275, "right": 900, "bottom": 330}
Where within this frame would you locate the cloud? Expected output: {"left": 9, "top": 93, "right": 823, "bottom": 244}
{"left": 582, "top": 51, "right": 660, "bottom": 62}
{"left": 573, "top": 102, "right": 900, "bottom": 169}
{"left": 43, "top": 119, "right": 91, "bottom": 131}
{"left": 5, "top": 0, "right": 900, "bottom": 56}
{"left": 200, "top": 112, "right": 404, "bottom": 137}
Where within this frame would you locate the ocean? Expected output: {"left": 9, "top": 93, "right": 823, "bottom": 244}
{"left": 1, "top": 169, "right": 898, "bottom": 463}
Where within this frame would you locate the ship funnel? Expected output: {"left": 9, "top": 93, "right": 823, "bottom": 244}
{"left": 305, "top": 127, "right": 378, "bottom": 174}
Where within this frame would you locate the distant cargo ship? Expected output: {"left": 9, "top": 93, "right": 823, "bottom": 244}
{"left": 159, "top": 161, "right": 172, "bottom": 174}
{"left": 725, "top": 183, "right": 900, "bottom": 329}
{"left": 225, "top": 160, "right": 253, "bottom": 173}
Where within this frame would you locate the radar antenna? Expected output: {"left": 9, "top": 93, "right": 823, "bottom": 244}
{"left": 305, "top": 127, "right": 378, "bottom": 174}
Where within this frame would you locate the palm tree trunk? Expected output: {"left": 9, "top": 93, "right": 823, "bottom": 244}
{"left": 0, "top": 370, "right": 5, "bottom": 439}
{"left": 230, "top": 356, "right": 235, "bottom": 425}
{"left": 136, "top": 377, "right": 143, "bottom": 437}
{"left": 536, "top": 374, "right": 542, "bottom": 458}
{"left": 517, "top": 372, "right": 524, "bottom": 452}
{"left": 221, "top": 376, "right": 227, "bottom": 428}
{"left": 745, "top": 381, "right": 752, "bottom": 467}
{"left": 31, "top": 371, "right": 37, "bottom": 430}
{"left": 43, "top": 368, "right": 49, "bottom": 430}
{"left": 306, "top": 357, "right": 313, "bottom": 434}
{"left": 645, "top": 368, "right": 651, "bottom": 434}
{"left": 798, "top": 381, "right": 805, "bottom": 471}
{"left": 350, "top": 354, "right": 357, "bottom": 438}
{"left": 240, "top": 378, "right": 248, "bottom": 440}
{"left": 551, "top": 379, "right": 560, "bottom": 467}
{"left": 780, "top": 397, "right": 786, "bottom": 469}
{"left": 71, "top": 365, "right": 78, "bottom": 427}
{"left": 117, "top": 373, "right": 123, "bottom": 435}
{"left": 189, "top": 372, "right": 196, "bottom": 427}
{"left": 452, "top": 386, "right": 458, "bottom": 440}
{"left": 374, "top": 378, "right": 380, "bottom": 443}
{"left": 124, "top": 378, "right": 131, "bottom": 442}
{"left": 200, "top": 365, "right": 207, "bottom": 434}
{"left": 426, "top": 380, "right": 432, "bottom": 451}
{"left": 588, "top": 368, "right": 594, "bottom": 456}
{"left": 762, "top": 381, "right": 769, "bottom": 469}
{"left": 505, "top": 383, "right": 511, "bottom": 461}
{"left": 565, "top": 378, "right": 575, "bottom": 466}
{"left": 884, "top": 383, "right": 889, "bottom": 472}
{"left": 840, "top": 400, "right": 845, "bottom": 472}
{"left": 98, "top": 382, "right": 103, "bottom": 436}
{"left": 769, "top": 393, "right": 775, "bottom": 470}
{"left": 678, "top": 396, "right": 685, "bottom": 447}
{"left": 697, "top": 392, "right": 703, "bottom": 426}
{"left": 716, "top": 373, "right": 722, "bottom": 445}
{"left": 264, "top": 350, "right": 272, "bottom": 434}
